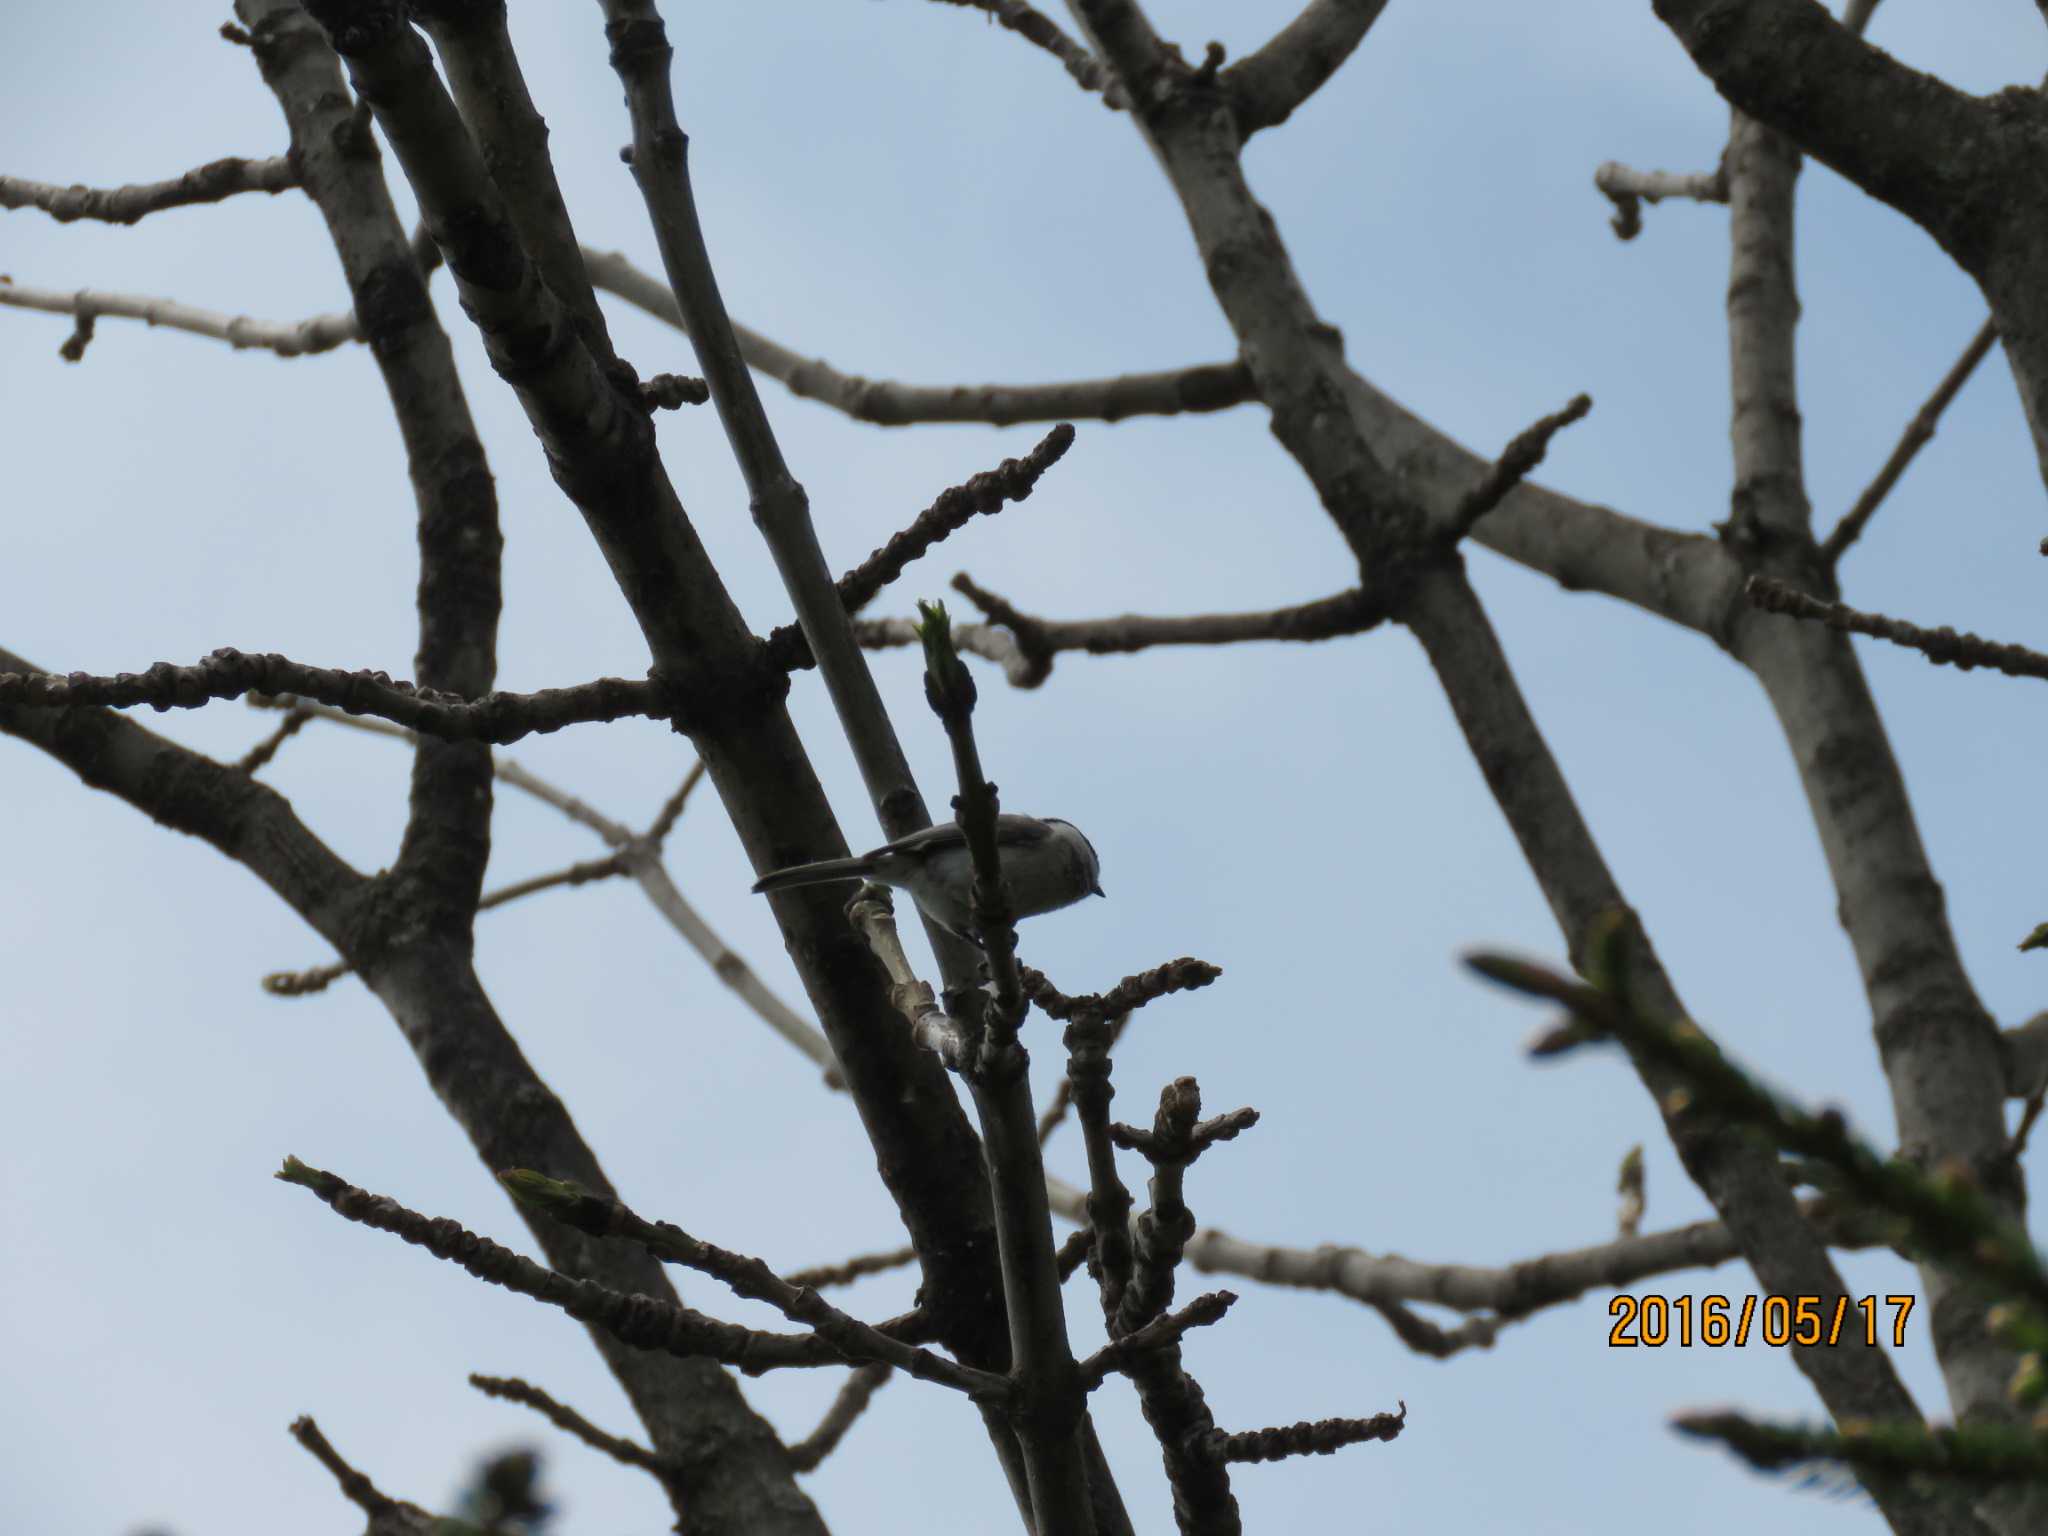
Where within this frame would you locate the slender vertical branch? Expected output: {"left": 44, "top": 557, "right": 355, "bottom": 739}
{"left": 408, "top": 0, "right": 619, "bottom": 367}
{"left": 1714, "top": 81, "right": 2033, "bottom": 1531}
{"left": 916, "top": 604, "right": 1098, "bottom": 1536}
{"left": 596, "top": 13, "right": 1130, "bottom": 1526}
{"left": 599, "top": 2, "right": 948, "bottom": 870}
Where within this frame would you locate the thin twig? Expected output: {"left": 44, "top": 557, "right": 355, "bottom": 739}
{"left": 947, "top": 574, "right": 1385, "bottom": 689}
{"left": 1, "top": 156, "right": 299, "bottom": 223}
{"left": 1592, "top": 159, "right": 1729, "bottom": 241}
{"left": 468, "top": 1374, "right": 666, "bottom": 1477}
{"left": 1191, "top": 1405, "right": 1406, "bottom": 1466}
{"left": 278, "top": 1158, "right": 875, "bottom": 1375}
{"left": 1077, "top": 1291, "right": 1237, "bottom": 1389}
{"left": 643, "top": 761, "right": 707, "bottom": 847}
{"left": 928, "top": 0, "right": 1126, "bottom": 106}
{"left": 580, "top": 244, "right": 1255, "bottom": 427}
{"left": 251, "top": 697, "right": 838, "bottom": 1083}
{"left": 786, "top": 1363, "right": 895, "bottom": 1472}
{"left": 1022, "top": 958, "right": 1223, "bottom": 1023}
{"left": 0, "top": 277, "right": 359, "bottom": 358}
{"left": 501, "top": 1170, "right": 1011, "bottom": 1399}
{"left": 478, "top": 851, "right": 630, "bottom": 909}
{"left": 783, "top": 1245, "right": 920, "bottom": 1290}
{"left": 765, "top": 425, "right": 1078, "bottom": 671}
{"left": 288, "top": 1416, "right": 414, "bottom": 1520}
{"left": 263, "top": 959, "right": 350, "bottom": 997}
{"left": 0, "top": 651, "right": 660, "bottom": 741}
{"left": 1747, "top": 575, "right": 2048, "bottom": 682}
{"left": 1180, "top": 1193, "right": 1893, "bottom": 1351}
{"left": 1359, "top": 1297, "right": 1501, "bottom": 1359}
{"left": 1441, "top": 395, "right": 1593, "bottom": 543}
{"left": 1821, "top": 318, "right": 1998, "bottom": 566}
{"left": 1113, "top": 1080, "right": 1255, "bottom": 1337}
{"left": 235, "top": 703, "right": 314, "bottom": 773}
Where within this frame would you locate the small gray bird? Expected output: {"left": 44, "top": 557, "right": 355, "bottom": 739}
{"left": 751, "top": 814, "right": 1104, "bottom": 941}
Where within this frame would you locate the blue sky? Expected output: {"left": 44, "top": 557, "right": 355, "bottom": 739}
{"left": 6, "top": 4, "right": 2048, "bottom": 1533}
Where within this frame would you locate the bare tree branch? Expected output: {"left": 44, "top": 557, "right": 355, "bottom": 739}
{"left": 1224, "top": 0, "right": 1392, "bottom": 135}
{"left": 1650, "top": 0, "right": 1993, "bottom": 260}
{"left": 234, "top": 10, "right": 848, "bottom": 1528}
{"left": 1060, "top": 10, "right": 1968, "bottom": 1519}
{"left": 407, "top": 0, "right": 619, "bottom": 367}
{"left": 0, "top": 651, "right": 661, "bottom": 741}
{"left": 246, "top": 0, "right": 504, "bottom": 947}
{"left": 786, "top": 1363, "right": 895, "bottom": 1472}
{"left": 912, "top": 605, "right": 1098, "bottom": 1532}
{"left": 235, "top": 701, "right": 314, "bottom": 773}
{"left": 1822, "top": 317, "right": 1999, "bottom": 565}
{"left": 951, "top": 573, "right": 1385, "bottom": 688}
{"left": 581, "top": 244, "right": 1257, "bottom": 425}
{"left": 0, "top": 155, "right": 298, "bottom": 223}
{"left": 1184, "top": 1198, "right": 1889, "bottom": 1328}
{"left": 0, "top": 276, "right": 359, "bottom": 357}
{"left": 766, "top": 425, "right": 1078, "bottom": 671}
{"left": 2, "top": 650, "right": 800, "bottom": 1525}
{"left": 1681, "top": 51, "right": 2038, "bottom": 1515}
{"left": 1593, "top": 157, "right": 1728, "bottom": 240}
{"left": 289, "top": 1417, "right": 424, "bottom": 1525}
{"left": 0, "top": 643, "right": 363, "bottom": 935}
{"left": 502, "top": 1171, "right": 1013, "bottom": 1399}
{"left": 783, "top": 1246, "right": 919, "bottom": 1290}
{"left": 1747, "top": 577, "right": 2048, "bottom": 681}
{"left": 268, "top": 35, "right": 1050, "bottom": 1492}
{"left": 593, "top": 6, "right": 1123, "bottom": 1517}
{"left": 1076, "top": 1291, "right": 1237, "bottom": 1389}
{"left": 249, "top": 697, "right": 845, "bottom": 1086}
{"left": 929, "top": 0, "right": 1126, "bottom": 106}
{"left": 1191, "top": 1406, "right": 1405, "bottom": 1466}
{"left": 1442, "top": 393, "right": 1594, "bottom": 542}
{"left": 588, "top": 234, "right": 1740, "bottom": 655}
{"left": 280, "top": 1160, "right": 886, "bottom": 1377}
{"left": 469, "top": 1374, "right": 668, "bottom": 1479}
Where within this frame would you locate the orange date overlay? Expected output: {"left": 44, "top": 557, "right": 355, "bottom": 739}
{"left": 1608, "top": 1293, "right": 1916, "bottom": 1348}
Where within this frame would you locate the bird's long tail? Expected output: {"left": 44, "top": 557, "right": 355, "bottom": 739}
{"left": 751, "top": 855, "right": 877, "bottom": 895}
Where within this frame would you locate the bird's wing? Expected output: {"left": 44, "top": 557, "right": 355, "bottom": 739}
{"left": 992, "top": 814, "right": 1053, "bottom": 845}
{"left": 872, "top": 815, "right": 1046, "bottom": 859}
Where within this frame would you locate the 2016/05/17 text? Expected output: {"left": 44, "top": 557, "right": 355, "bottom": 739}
{"left": 1607, "top": 1294, "right": 1915, "bottom": 1348}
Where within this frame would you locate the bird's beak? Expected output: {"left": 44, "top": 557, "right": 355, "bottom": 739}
{"left": 1091, "top": 880, "right": 1106, "bottom": 898}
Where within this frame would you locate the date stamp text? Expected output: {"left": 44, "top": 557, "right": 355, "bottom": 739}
{"left": 1608, "top": 1293, "right": 1915, "bottom": 1348}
